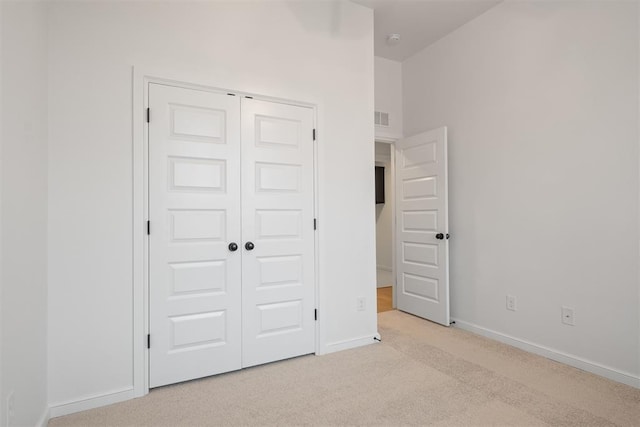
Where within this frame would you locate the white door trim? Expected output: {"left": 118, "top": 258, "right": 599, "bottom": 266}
{"left": 375, "top": 138, "right": 397, "bottom": 309}
{"left": 132, "top": 67, "right": 320, "bottom": 397}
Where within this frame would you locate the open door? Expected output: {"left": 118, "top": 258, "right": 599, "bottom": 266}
{"left": 395, "top": 127, "right": 449, "bottom": 326}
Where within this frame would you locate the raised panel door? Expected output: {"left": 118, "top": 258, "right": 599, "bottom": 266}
{"left": 395, "top": 127, "right": 450, "bottom": 326}
{"left": 240, "top": 99, "right": 316, "bottom": 367}
{"left": 148, "top": 84, "right": 242, "bottom": 387}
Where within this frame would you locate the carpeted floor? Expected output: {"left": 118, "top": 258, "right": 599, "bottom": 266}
{"left": 49, "top": 310, "right": 640, "bottom": 426}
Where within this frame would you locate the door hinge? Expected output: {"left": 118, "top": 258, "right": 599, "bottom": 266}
{"left": 245, "top": 96, "right": 253, "bottom": 99}
{"left": 146, "top": 108, "right": 150, "bottom": 123}
{"left": 314, "top": 309, "right": 318, "bottom": 321}
{"left": 227, "top": 93, "right": 236, "bottom": 96}
{"left": 147, "top": 334, "right": 150, "bottom": 349}
{"left": 313, "top": 129, "right": 316, "bottom": 141}
{"left": 147, "top": 220, "right": 150, "bottom": 235}
{"left": 313, "top": 218, "right": 317, "bottom": 230}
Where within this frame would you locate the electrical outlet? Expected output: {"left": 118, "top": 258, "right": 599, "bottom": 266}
{"left": 357, "top": 297, "right": 366, "bottom": 311}
{"left": 561, "top": 306, "right": 575, "bottom": 326}
{"left": 506, "top": 295, "right": 517, "bottom": 311}
{"left": 7, "top": 391, "right": 15, "bottom": 426}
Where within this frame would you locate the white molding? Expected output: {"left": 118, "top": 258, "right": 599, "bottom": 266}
{"left": 132, "top": 66, "right": 147, "bottom": 399}
{"left": 376, "top": 266, "right": 393, "bottom": 288}
{"left": 0, "top": 2, "right": 4, "bottom": 424}
{"left": 452, "top": 318, "right": 640, "bottom": 389}
{"left": 49, "top": 388, "right": 135, "bottom": 418}
{"left": 637, "top": 2, "right": 640, "bottom": 397}
{"left": 321, "top": 334, "right": 377, "bottom": 354}
{"left": 375, "top": 135, "right": 399, "bottom": 144}
{"left": 375, "top": 131, "right": 402, "bottom": 142}
{"left": 313, "top": 102, "right": 323, "bottom": 365}
{"left": 36, "top": 406, "right": 50, "bottom": 427}
{"left": 389, "top": 144, "right": 396, "bottom": 307}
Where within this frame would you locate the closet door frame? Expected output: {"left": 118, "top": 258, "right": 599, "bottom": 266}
{"left": 132, "top": 69, "right": 320, "bottom": 398}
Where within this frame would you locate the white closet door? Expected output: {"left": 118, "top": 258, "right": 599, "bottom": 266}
{"left": 395, "top": 127, "right": 450, "bottom": 326}
{"left": 240, "top": 98, "right": 316, "bottom": 367}
{"left": 149, "top": 84, "right": 242, "bottom": 387}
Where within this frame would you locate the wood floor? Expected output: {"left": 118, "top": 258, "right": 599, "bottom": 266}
{"left": 376, "top": 286, "right": 393, "bottom": 313}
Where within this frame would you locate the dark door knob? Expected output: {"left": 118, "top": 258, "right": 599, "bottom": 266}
{"left": 228, "top": 242, "right": 238, "bottom": 252}
{"left": 435, "top": 233, "right": 444, "bottom": 240}
{"left": 245, "top": 241, "right": 255, "bottom": 251}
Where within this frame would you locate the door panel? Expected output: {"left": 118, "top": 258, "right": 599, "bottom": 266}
{"left": 241, "top": 98, "right": 316, "bottom": 367}
{"left": 149, "top": 86, "right": 316, "bottom": 386}
{"left": 395, "top": 127, "right": 450, "bottom": 326}
{"left": 149, "top": 84, "right": 241, "bottom": 387}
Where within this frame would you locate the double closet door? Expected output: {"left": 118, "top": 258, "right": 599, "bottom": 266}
{"left": 148, "top": 83, "right": 316, "bottom": 388}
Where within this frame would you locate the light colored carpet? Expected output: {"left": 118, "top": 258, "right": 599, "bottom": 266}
{"left": 49, "top": 310, "right": 640, "bottom": 426}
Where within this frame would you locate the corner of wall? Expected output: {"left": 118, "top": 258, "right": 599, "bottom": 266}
{"left": 636, "top": 0, "right": 640, "bottom": 384}
{"left": 1, "top": 0, "right": 49, "bottom": 425}
{"left": 403, "top": 0, "right": 640, "bottom": 384}
{"left": 0, "top": 0, "right": 4, "bottom": 425}
{"left": 374, "top": 56, "right": 403, "bottom": 141}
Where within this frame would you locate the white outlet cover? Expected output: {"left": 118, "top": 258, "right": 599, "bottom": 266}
{"left": 561, "top": 306, "right": 575, "bottom": 326}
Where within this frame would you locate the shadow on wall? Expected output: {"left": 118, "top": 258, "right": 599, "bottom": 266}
{"left": 285, "top": 0, "right": 370, "bottom": 39}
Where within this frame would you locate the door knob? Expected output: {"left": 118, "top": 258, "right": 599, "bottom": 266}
{"left": 228, "top": 242, "right": 238, "bottom": 252}
{"left": 245, "top": 241, "right": 255, "bottom": 251}
{"left": 435, "top": 233, "right": 444, "bottom": 240}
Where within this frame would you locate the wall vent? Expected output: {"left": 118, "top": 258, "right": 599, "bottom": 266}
{"left": 375, "top": 111, "right": 390, "bottom": 127}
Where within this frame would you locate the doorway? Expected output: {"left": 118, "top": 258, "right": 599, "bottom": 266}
{"left": 147, "top": 82, "right": 318, "bottom": 388}
{"left": 375, "top": 141, "right": 395, "bottom": 313}
{"left": 374, "top": 127, "right": 451, "bottom": 325}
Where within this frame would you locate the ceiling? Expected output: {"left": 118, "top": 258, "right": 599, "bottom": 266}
{"left": 352, "top": 0, "right": 501, "bottom": 61}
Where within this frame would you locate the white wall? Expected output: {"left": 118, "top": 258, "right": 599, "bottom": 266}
{"left": 403, "top": 1, "right": 640, "bottom": 384}
{"left": 0, "top": 2, "right": 4, "bottom": 422}
{"left": 47, "top": 1, "right": 376, "bottom": 409}
{"left": 375, "top": 142, "right": 393, "bottom": 286}
{"left": 1, "top": 1, "right": 49, "bottom": 425}
{"left": 375, "top": 56, "right": 403, "bottom": 140}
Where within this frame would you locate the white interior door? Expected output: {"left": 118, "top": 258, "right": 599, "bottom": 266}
{"left": 395, "top": 127, "right": 450, "bottom": 326}
{"left": 240, "top": 98, "right": 316, "bottom": 367}
{"left": 149, "top": 84, "right": 242, "bottom": 387}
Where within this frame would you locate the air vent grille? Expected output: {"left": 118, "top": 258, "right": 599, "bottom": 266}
{"left": 375, "top": 111, "right": 390, "bottom": 127}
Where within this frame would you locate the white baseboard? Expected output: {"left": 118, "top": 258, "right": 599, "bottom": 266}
{"left": 36, "top": 405, "right": 50, "bottom": 427}
{"left": 49, "top": 387, "right": 135, "bottom": 418}
{"left": 452, "top": 318, "right": 640, "bottom": 389}
{"left": 322, "top": 334, "right": 377, "bottom": 354}
{"left": 376, "top": 266, "right": 394, "bottom": 288}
